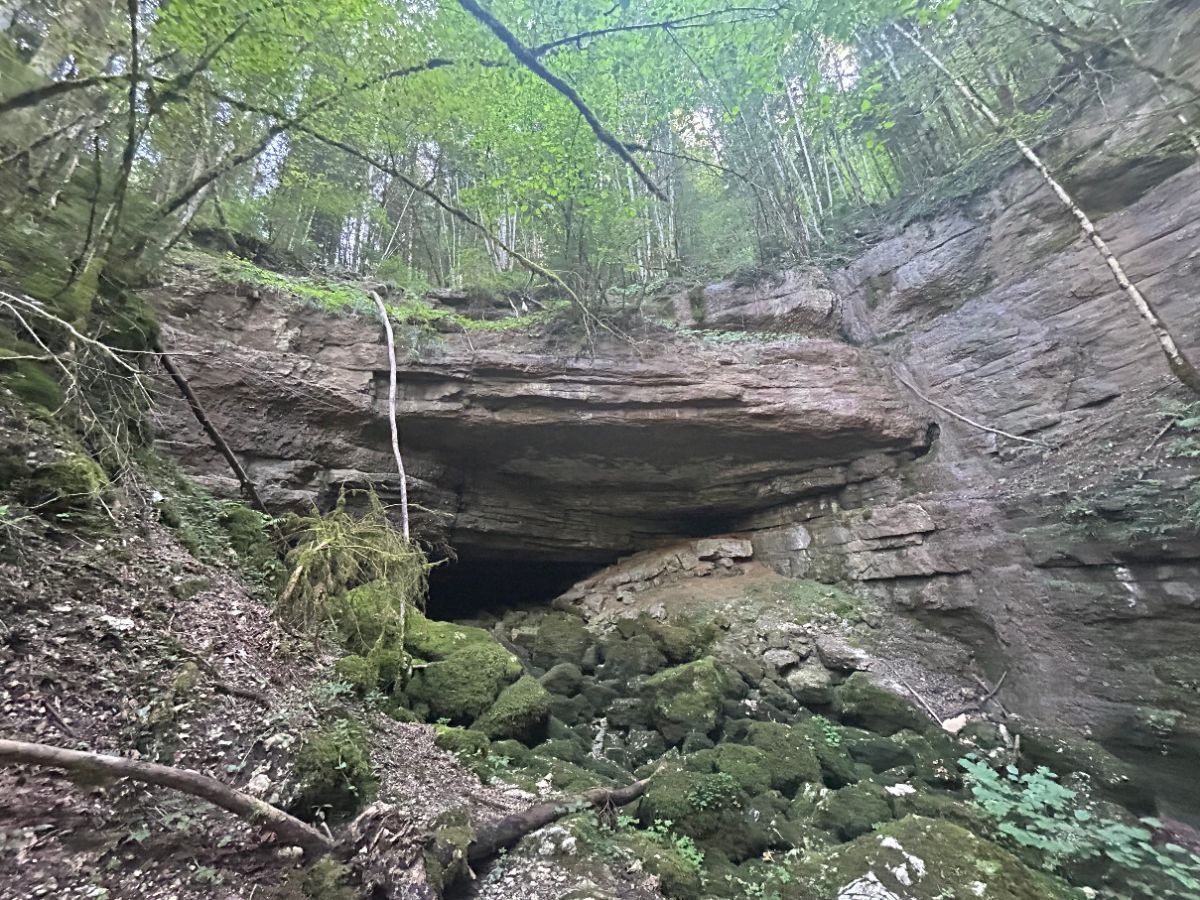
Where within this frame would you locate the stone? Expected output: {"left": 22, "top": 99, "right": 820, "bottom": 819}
{"left": 763, "top": 648, "right": 801, "bottom": 670}
{"left": 786, "top": 661, "right": 835, "bottom": 705}
{"left": 473, "top": 676, "right": 552, "bottom": 745}
{"left": 815, "top": 782, "right": 894, "bottom": 841}
{"left": 539, "top": 662, "right": 584, "bottom": 696}
{"left": 406, "top": 641, "right": 523, "bottom": 723}
{"left": 531, "top": 612, "right": 591, "bottom": 669}
{"left": 597, "top": 634, "right": 667, "bottom": 681}
{"left": 781, "top": 816, "right": 1077, "bottom": 899}
{"left": 834, "top": 674, "right": 927, "bottom": 736}
{"left": 642, "top": 656, "right": 731, "bottom": 745}
{"left": 744, "top": 721, "right": 823, "bottom": 795}
{"left": 815, "top": 635, "right": 872, "bottom": 673}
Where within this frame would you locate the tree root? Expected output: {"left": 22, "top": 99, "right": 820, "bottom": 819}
{"left": 1, "top": 737, "right": 654, "bottom": 897}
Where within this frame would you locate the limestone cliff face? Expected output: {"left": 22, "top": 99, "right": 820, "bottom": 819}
{"left": 153, "top": 283, "right": 931, "bottom": 562}
{"left": 155, "top": 10, "right": 1200, "bottom": 818}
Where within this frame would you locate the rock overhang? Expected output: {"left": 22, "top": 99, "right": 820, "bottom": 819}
{"left": 154, "top": 285, "right": 933, "bottom": 562}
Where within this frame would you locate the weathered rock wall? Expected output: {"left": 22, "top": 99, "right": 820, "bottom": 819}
{"left": 738, "top": 13, "right": 1200, "bottom": 818}
{"left": 153, "top": 277, "right": 931, "bottom": 563}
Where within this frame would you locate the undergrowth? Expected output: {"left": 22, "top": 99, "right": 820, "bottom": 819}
{"left": 175, "top": 248, "right": 563, "bottom": 336}
{"left": 961, "top": 757, "right": 1200, "bottom": 897}
{"left": 279, "top": 488, "right": 430, "bottom": 645}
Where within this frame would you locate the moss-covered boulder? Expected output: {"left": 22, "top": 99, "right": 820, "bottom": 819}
{"left": 638, "top": 767, "right": 743, "bottom": 842}
{"left": 434, "top": 725, "right": 491, "bottom": 760}
{"left": 405, "top": 608, "right": 514, "bottom": 663}
{"left": 530, "top": 611, "right": 591, "bottom": 669}
{"left": 333, "top": 654, "right": 380, "bottom": 696}
{"left": 642, "top": 616, "right": 709, "bottom": 664}
{"left": 1019, "top": 722, "right": 1140, "bottom": 803}
{"left": 618, "top": 831, "right": 705, "bottom": 899}
{"left": 407, "top": 641, "right": 523, "bottom": 723}
{"left": 834, "top": 673, "right": 928, "bottom": 736}
{"left": 539, "top": 662, "right": 584, "bottom": 695}
{"left": 796, "top": 717, "right": 864, "bottom": 788}
{"left": 598, "top": 633, "right": 668, "bottom": 681}
{"left": 780, "top": 816, "right": 1077, "bottom": 899}
{"left": 707, "top": 743, "right": 772, "bottom": 796}
{"left": 20, "top": 453, "right": 107, "bottom": 515}
{"left": 744, "top": 721, "right": 822, "bottom": 795}
{"left": 814, "top": 781, "right": 893, "bottom": 841}
{"left": 643, "top": 656, "right": 731, "bottom": 745}
{"left": 289, "top": 720, "right": 374, "bottom": 821}
{"left": 474, "top": 675, "right": 552, "bottom": 744}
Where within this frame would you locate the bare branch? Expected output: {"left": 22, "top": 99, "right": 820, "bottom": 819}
{"left": 457, "top": 0, "right": 667, "bottom": 201}
{"left": 0, "top": 739, "right": 334, "bottom": 859}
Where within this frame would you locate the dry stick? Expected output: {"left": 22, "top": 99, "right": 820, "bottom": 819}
{"left": 894, "top": 373, "right": 1055, "bottom": 450}
{"left": 371, "top": 293, "right": 410, "bottom": 541}
{"left": 1143, "top": 417, "right": 1177, "bottom": 455}
{"left": 155, "top": 345, "right": 267, "bottom": 513}
{"left": 457, "top": 0, "right": 666, "bottom": 201}
{"left": 895, "top": 23, "right": 1200, "bottom": 398}
{"left": 0, "top": 739, "right": 334, "bottom": 859}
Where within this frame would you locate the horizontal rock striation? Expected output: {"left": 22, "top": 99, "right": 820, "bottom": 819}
{"left": 153, "top": 286, "right": 931, "bottom": 563}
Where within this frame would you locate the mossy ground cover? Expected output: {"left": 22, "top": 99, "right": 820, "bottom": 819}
{"left": 173, "top": 248, "right": 567, "bottom": 336}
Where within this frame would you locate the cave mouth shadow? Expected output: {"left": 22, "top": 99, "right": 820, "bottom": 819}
{"left": 425, "top": 557, "right": 605, "bottom": 620}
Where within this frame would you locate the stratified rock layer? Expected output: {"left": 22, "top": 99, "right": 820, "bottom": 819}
{"left": 153, "top": 287, "right": 931, "bottom": 562}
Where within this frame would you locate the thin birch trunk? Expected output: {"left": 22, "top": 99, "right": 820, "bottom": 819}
{"left": 372, "top": 294, "right": 411, "bottom": 540}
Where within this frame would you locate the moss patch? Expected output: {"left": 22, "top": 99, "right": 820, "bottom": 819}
{"left": 781, "top": 815, "right": 1078, "bottom": 899}
{"left": 19, "top": 453, "right": 107, "bottom": 515}
{"left": 289, "top": 720, "right": 375, "bottom": 822}
{"left": 407, "top": 641, "right": 523, "bottom": 723}
{"left": 643, "top": 656, "right": 730, "bottom": 745}
{"left": 473, "top": 675, "right": 552, "bottom": 744}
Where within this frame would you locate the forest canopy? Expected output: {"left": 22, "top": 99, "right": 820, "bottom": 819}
{"left": 1, "top": 0, "right": 1197, "bottom": 306}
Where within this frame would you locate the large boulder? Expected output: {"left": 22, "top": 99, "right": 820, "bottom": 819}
{"left": 473, "top": 675, "right": 553, "bottom": 745}
{"left": 642, "top": 656, "right": 731, "bottom": 745}
{"left": 834, "top": 673, "right": 928, "bottom": 736}
{"left": 744, "top": 721, "right": 823, "bottom": 795}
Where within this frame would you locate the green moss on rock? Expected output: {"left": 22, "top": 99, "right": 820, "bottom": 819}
{"left": 289, "top": 720, "right": 374, "bottom": 821}
{"left": 434, "top": 725, "right": 491, "bottom": 762}
{"left": 834, "top": 673, "right": 927, "bottom": 736}
{"left": 710, "top": 743, "right": 773, "bottom": 796}
{"left": 780, "top": 815, "right": 1077, "bottom": 899}
{"left": 618, "top": 831, "right": 705, "bottom": 899}
{"left": 20, "top": 453, "right": 107, "bottom": 515}
{"left": 473, "top": 675, "right": 552, "bottom": 744}
{"left": 0, "top": 358, "right": 63, "bottom": 410}
{"left": 530, "top": 611, "right": 591, "bottom": 668}
{"left": 745, "top": 721, "right": 823, "bottom": 795}
{"left": 333, "top": 654, "right": 379, "bottom": 695}
{"left": 814, "top": 781, "right": 894, "bottom": 841}
{"left": 407, "top": 641, "right": 523, "bottom": 723}
{"left": 643, "top": 656, "right": 730, "bottom": 745}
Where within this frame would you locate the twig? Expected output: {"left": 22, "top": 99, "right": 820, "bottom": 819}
{"left": 41, "top": 698, "right": 77, "bottom": 739}
{"left": 895, "top": 373, "right": 1056, "bottom": 450}
{"left": 1143, "top": 417, "right": 1176, "bottom": 455}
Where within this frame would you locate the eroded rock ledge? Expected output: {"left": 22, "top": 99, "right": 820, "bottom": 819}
{"left": 153, "top": 284, "right": 932, "bottom": 562}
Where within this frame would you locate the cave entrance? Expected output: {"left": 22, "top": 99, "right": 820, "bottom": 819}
{"left": 425, "top": 557, "right": 603, "bottom": 620}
